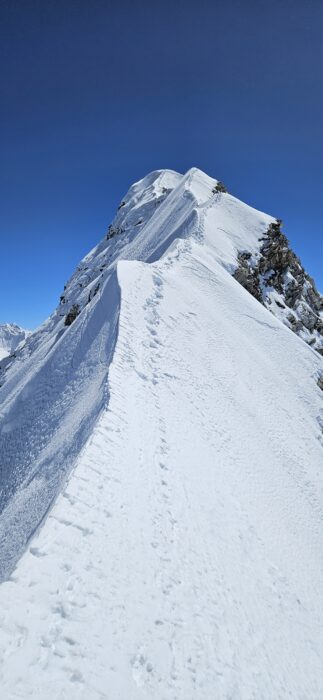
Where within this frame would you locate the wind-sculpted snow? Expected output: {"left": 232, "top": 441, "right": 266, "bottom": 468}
{"left": 0, "top": 273, "right": 120, "bottom": 578}
{"left": 0, "top": 167, "right": 322, "bottom": 697}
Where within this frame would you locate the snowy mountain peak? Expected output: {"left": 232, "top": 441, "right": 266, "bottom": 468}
{"left": 2, "top": 167, "right": 322, "bottom": 374}
{"left": 0, "top": 323, "right": 30, "bottom": 361}
{"left": 0, "top": 171, "right": 321, "bottom": 570}
{"left": 0, "top": 167, "right": 322, "bottom": 571}
{"left": 0, "top": 167, "right": 322, "bottom": 698}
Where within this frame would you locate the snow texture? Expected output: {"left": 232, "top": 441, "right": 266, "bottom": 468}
{"left": 0, "top": 324, "right": 30, "bottom": 361}
{"left": 0, "top": 168, "right": 322, "bottom": 698}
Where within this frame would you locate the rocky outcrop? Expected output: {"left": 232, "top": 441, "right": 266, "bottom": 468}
{"left": 233, "top": 252, "right": 262, "bottom": 302}
{"left": 234, "top": 220, "right": 323, "bottom": 355}
{"left": 64, "top": 304, "right": 80, "bottom": 326}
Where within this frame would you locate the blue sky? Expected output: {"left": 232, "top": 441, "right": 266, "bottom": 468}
{"left": 1, "top": 0, "right": 322, "bottom": 328}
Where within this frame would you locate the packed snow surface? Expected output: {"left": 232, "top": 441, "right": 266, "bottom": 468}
{"left": 0, "top": 168, "right": 322, "bottom": 698}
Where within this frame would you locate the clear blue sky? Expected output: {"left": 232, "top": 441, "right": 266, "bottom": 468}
{"left": 1, "top": 0, "right": 322, "bottom": 328}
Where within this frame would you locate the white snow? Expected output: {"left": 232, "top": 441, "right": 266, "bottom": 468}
{"left": 0, "top": 323, "right": 29, "bottom": 361}
{"left": 0, "top": 168, "right": 322, "bottom": 698}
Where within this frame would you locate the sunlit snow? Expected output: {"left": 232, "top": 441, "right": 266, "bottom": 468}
{"left": 0, "top": 169, "right": 322, "bottom": 699}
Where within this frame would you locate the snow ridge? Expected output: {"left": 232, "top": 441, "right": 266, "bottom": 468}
{"left": 0, "top": 168, "right": 202, "bottom": 578}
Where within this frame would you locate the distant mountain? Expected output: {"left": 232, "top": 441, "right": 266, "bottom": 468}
{"left": 0, "top": 323, "right": 30, "bottom": 361}
{"left": 0, "top": 169, "right": 322, "bottom": 699}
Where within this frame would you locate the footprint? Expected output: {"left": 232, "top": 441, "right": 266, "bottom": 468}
{"left": 30, "top": 547, "right": 47, "bottom": 558}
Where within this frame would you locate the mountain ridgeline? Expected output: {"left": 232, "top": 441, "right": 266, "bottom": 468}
{"left": 0, "top": 168, "right": 321, "bottom": 583}
{"left": 1, "top": 175, "right": 321, "bottom": 386}
{"left": 0, "top": 169, "right": 322, "bottom": 699}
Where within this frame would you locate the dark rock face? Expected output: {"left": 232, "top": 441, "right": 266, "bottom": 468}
{"left": 234, "top": 220, "right": 323, "bottom": 355}
{"left": 212, "top": 181, "right": 227, "bottom": 194}
{"left": 64, "top": 304, "right": 80, "bottom": 327}
{"left": 233, "top": 252, "right": 262, "bottom": 302}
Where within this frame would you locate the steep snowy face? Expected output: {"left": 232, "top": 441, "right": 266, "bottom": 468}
{"left": 0, "top": 168, "right": 195, "bottom": 576}
{"left": 0, "top": 167, "right": 321, "bottom": 583}
{"left": 0, "top": 324, "right": 29, "bottom": 361}
{"left": 0, "top": 169, "right": 182, "bottom": 378}
{"left": 57, "top": 169, "right": 184, "bottom": 331}
{"left": 190, "top": 182, "right": 323, "bottom": 354}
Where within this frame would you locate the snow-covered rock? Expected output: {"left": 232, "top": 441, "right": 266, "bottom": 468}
{"left": 0, "top": 323, "right": 29, "bottom": 361}
{"left": 233, "top": 219, "right": 323, "bottom": 353}
{"left": 0, "top": 168, "right": 322, "bottom": 699}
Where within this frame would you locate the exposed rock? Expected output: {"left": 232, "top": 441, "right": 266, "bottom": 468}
{"left": 64, "top": 304, "right": 80, "bottom": 326}
{"left": 233, "top": 252, "right": 262, "bottom": 302}
{"left": 287, "top": 314, "right": 303, "bottom": 333}
{"left": 233, "top": 219, "right": 323, "bottom": 354}
{"left": 106, "top": 225, "right": 124, "bottom": 240}
{"left": 212, "top": 181, "right": 227, "bottom": 194}
{"left": 295, "top": 301, "right": 317, "bottom": 331}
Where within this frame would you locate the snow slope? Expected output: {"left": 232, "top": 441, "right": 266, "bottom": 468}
{"left": 0, "top": 323, "right": 29, "bottom": 361}
{"left": 0, "top": 168, "right": 322, "bottom": 698}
